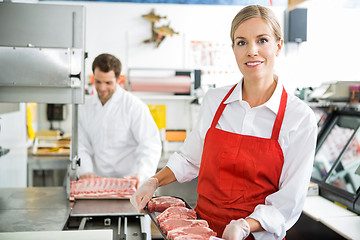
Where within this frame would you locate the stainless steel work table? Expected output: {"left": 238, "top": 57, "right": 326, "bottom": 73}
{"left": 0, "top": 187, "right": 71, "bottom": 232}
{"left": 27, "top": 150, "right": 69, "bottom": 187}
{"left": 0, "top": 187, "right": 148, "bottom": 240}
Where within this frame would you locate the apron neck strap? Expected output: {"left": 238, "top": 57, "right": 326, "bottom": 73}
{"left": 210, "top": 84, "right": 237, "bottom": 129}
{"left": 271, "top": 86, "right": 288, "bottom": 141}
{"left": 210, "top": 84, "right": 288, "bottom": 141}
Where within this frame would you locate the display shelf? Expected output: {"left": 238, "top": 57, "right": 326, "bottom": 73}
{"left": 303, "top": 196, "right": 357, "bottom": 221}
{"left": 127, "top": 68, "right": 201, "bottom": 97}
{"left": 307, "top": 101, "right": 360, "bottom": 111}
{"left": 303, "top": 196, "right": 360, "bottom": 240}
{"left": 320, "top": 215, "right": 360, "bottom": 240}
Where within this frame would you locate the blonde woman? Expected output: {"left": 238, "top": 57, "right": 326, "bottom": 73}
{"left": 131, "top": 5, "right": 317, "bottom": 240}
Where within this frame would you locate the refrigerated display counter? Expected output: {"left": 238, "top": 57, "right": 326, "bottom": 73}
{"left": 310, "top": 103, "right": 360, "bottom": 215}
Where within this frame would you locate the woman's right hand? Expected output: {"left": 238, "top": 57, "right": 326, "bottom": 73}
{"left": 130, "top": 177, "right": 159, "bottom": 213}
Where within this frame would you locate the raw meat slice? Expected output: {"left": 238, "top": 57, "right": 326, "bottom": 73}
{"left": 70, "top": 177, "right": 137, "bottom": 200}
{"left": 156, "top": 206, "right": 197, "bottom": 224}
{"left": 160, "top": 219, "right": 209, "bottom": 235}
{"left": 173, "top": 234, "right": 213, "bottom": 240}
{"left": 167, "top": 226, "right": 217, "bottom": 240}
{"left": 147, "top": 196, "right": 186, "bottom": 213}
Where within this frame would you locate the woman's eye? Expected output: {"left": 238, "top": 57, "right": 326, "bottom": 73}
{"left": 237, "top": 40, "right": 246, "bottom": 46}
{"left": 259, "top": 38, "right": 268, "bottom": 43}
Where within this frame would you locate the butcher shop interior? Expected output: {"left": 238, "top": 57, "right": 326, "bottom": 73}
{"left": 1, "top": 0, "right": 360, "bottom": 239}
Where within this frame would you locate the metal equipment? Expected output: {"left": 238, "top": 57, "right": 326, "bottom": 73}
{"left": 0, "top": 2, "right": 86, "bottom": 197}
{"left": 0, "top": 187, "right": 150, "bottom": 240}
{"left": 63, "top": 199, "right": 147, "bottom": 240}
{"left": 0, "top": 5, "right": 150, "bottom": 239}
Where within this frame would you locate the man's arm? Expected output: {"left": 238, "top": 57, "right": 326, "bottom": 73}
{"left": 131, "top": 102, "right": 162, "bottom": 185}
{"left": 77, "top": 111, "right": 96, "bottom": 178}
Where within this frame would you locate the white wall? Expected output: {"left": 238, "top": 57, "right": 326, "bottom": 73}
{"left": 38, "top": 1, "right": 360, "bottom": 90}
{"left": 3, "top": 0, "right": 360, "bottom": 134}
{"left": 281, "top": 2, "right": 360, "bottom": 91}
{"left": 0, "top": 104, "right": 28, "bottom": 188}
{"left": 39, "top": 1, "right": 284, "bottom": 86}
{"left": 35, "top": 1, "right": 285, "bottom": 133}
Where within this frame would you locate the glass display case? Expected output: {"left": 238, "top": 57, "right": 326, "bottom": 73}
{"left": 311, "top": 107, "right": 330, "bottom": 134}
{"left": 311, "top": 106, "right": 360, "bottom": 214}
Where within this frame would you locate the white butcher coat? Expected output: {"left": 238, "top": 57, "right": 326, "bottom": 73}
{"left": 77, "top": 85, "right": 162, "bottom": 184}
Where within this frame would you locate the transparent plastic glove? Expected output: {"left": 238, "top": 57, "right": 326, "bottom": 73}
{"left": 130, "top": 177, "right": 159, "bottom": 213}
{"left": 222, "top": 218, "right": 250, "bottom": 240}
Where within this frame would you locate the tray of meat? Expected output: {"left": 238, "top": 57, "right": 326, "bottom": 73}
{"left": 145, "top": 196, "right": 216, "bottom": 240}
{"left": 70, "top": 177, "right": 137, "bottom": 201}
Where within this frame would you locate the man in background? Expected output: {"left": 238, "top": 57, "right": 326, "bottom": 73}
{"left": 77, "top": 53, "right": 162, "bottom": 186}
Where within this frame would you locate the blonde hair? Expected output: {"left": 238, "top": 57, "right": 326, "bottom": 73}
{"left": 230, "top": 5, "right": 282, "bottom": 45}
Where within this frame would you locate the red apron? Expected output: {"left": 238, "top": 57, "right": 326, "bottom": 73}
{"left": 195, "top": 84, "right": 287, "bottom": 238}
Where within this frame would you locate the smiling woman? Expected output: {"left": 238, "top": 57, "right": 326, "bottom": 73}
{"left": 230, "top": 5, "right": 283, "bottom": 108}
{"left": 232, "top": 17, "right": 282, "bottom": 107}
{"left": 130, "top": 4, "right": 318, "bottom": 240}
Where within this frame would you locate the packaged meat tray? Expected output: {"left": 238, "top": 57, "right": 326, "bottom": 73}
{"left": 145, "top": 196, "right": 217, "bottom": 240}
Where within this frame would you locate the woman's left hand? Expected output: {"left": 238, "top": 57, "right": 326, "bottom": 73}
{"left": 222, "top": 218, "right": 250, "bottom": 240}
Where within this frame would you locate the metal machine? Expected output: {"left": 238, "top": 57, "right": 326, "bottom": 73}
{"left": 0, "top": 3, "right": 149, "bottom": 239}
{"left": 0, "top": 2, "right": 86, "bottom": 195}
{"left": 63, "top": 199, "right": 147, "bottom": 240}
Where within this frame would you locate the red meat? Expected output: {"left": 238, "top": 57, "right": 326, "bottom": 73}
{"left": 173, "top": 234, "right": 213, "bottom": 240}
{"left": 167, "top": 226, "right": 217, "bottom": 240}
{"left": 160, "top": 219, "right": 209, "bottom": 234}
{"left": 69, "top": 177, "right": 137, "bottom": 200}
{"left": 147, "top": 196, "right": 186, "bottom": 213}
{"left": 156, "top": 206, "right": 197, "bottom": 224}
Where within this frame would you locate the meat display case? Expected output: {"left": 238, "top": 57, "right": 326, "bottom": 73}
{"left": 310, "top": 103, "right": 360, "bottom": 215}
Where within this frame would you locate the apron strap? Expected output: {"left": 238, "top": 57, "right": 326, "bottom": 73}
{"left": 210, "top": 84, "right": 237, "bottom": 129}
{"left": 210, "top": 84, "right": 288, "bottom": 141}
{"left": 271, "top": 87, "right": 288, "bottom": 141}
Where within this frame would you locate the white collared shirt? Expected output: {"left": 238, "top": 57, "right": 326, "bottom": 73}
{"left": 167, "top": 78, "right": 317, "bottom": 240}
{"left": 77, "top": 86, "right": 162, "bottom": 184}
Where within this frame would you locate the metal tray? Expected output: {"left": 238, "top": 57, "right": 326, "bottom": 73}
{"left": 144, "top": 196, "right": 196, "bottom": 240}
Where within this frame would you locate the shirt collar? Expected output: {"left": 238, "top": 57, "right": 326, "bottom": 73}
{"left": 223, "top": 76, "right": 284, "bottom": 115}
{"left": 110, "top": 85, "right": 122, "bottom": 103}
{"left": 91, "top": 84, "right": 122, "bottom": 106}
{"left": 266, "top": 76, "right": 284, "bottom": 114}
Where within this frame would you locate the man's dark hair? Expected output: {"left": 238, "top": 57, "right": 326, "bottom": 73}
{"left": 92, "top": 53, "right": 122, "bottom": 78}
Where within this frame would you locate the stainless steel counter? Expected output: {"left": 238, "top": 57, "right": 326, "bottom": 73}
{"left": 0, "top": 187, "right": 149, "bottom": 240}
{"left": 0, "top": 187, "right": 70, "bottom": 232}
{"left": 27, "top": 149, "right": 69, "bottom": 187}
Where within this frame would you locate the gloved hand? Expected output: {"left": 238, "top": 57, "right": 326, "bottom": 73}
{"left": 222, "top": 218, "right": 250, "bottom": 240}
{"left": 130, "top": 177, "right": 159, "bottom": 213}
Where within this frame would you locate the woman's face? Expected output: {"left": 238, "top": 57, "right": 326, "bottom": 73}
{"left": 232, "top": 17, "right": 282, "bottom": 82}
